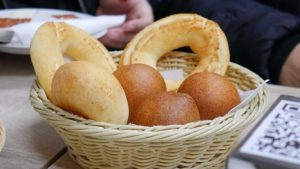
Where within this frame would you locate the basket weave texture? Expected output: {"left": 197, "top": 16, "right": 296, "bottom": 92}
{"left": 30, "top": 52, "right": 268, "bottom": 169}
{"left": 0, "top": 119, "right": 5, "bottom": 152}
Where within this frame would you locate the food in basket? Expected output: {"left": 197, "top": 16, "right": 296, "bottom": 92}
{"left": 51, "top": 61, "right": 129, "bottom": 124}
{"left": 113, "top": 63, "right": 167, "bottom": 121}
{"left": 132, "top": 91, "right": 200, "bottom": 126}
{"left": 120, "top": 13, "right": 230, "bottom": 91}
{"left": 178, "top": 72, "right": 241, "bottom": 120}
{"left": 30, "top": 22, "right": 115, "bottom": 101}
{"left": 29, "top": 13, "right": 268, "bottom": 169}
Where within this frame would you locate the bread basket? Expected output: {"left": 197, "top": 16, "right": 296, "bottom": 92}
{"left": 30, "top": 51, "right": 268, "bottom": 169}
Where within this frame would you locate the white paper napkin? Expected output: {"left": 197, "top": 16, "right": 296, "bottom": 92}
{"left": 0, "top": 15, "right": 125, "bottom": 46}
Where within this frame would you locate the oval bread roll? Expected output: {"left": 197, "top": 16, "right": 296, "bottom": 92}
{"left": 51, "top": 61, "right": 129, "bottom": 124}
{"left": 30, "top": 22, "right": 116, "bottom": 100}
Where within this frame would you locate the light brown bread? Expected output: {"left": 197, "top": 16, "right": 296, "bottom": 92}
{"left": 120, "top": 13, "right": 230, "bottom": 91}
{"left": 30, "top": 22, "right": 115, "bottom": 100}
{"left": 51, "top": 61, "right": 129, "bottom": 124}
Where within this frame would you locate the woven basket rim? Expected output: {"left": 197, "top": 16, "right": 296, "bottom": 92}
{"left": 30, "top": 61, "right": 268, "bottom": 138}
{"left": 0, "top": 119, "right": 5, "bottom": 152}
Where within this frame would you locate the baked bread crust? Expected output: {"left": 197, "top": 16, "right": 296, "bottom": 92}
{"left": 120, "top": 14, "right": 230, "bottom": 91}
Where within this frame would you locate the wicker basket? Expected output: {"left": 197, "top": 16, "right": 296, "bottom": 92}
{"left": 0, "top": 119, "right": 5, "bottom": 152}
{"left": 30, "top": 52, "right": 268, "bottom": 169}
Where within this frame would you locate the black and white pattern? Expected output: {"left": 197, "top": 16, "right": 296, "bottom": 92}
{"left": 256, "top": 103, "right": 300, "bottom": 159}
{"left": 240, "top": 97, "right": 300, "bottom": 165}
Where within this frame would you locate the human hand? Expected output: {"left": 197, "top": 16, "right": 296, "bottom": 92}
{"left": 97, "top": 0, "right": 154, "bottom": 49}
{"left": 279, "top": 43, "right": 300, "bottom": 87}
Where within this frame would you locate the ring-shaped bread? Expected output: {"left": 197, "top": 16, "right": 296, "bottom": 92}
{"left": 120, "top": 14, "right": 230, "bottom": 91}
{"left": 30, "top": 22, "right": 116, "bottom": 99}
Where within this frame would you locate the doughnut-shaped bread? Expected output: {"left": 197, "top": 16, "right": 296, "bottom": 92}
{"left": 120, "top": 14, "right": 230, "bottom": 91}
{"left": 30, "top": 22, "right": 116, "bottom": 99}
{"left": 51, "top": 61, "right": 129, "bottom": 124}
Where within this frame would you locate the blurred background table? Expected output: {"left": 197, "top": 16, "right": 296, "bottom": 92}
{"left": 0, "top": 53, "right": 67, "bottom": 169}
{"left": 0, "top": 52, "right": 300, "bottom": 169}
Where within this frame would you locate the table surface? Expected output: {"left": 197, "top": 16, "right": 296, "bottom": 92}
{"left": 1, "top": 53, "right": 300, "bottom": 169}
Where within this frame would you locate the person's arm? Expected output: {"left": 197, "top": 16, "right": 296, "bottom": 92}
{"left": 279, "top": 43, "right": 300, "bottom": 86}
{"left": 148, "top": 0, "right": 300, "bottom": 87}
{"left": 97, "top": 0, "right": 153, "bottom": 49}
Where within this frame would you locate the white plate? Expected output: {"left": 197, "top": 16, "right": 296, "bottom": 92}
{"left": 0, "top": 8, "right": 92, "bottom": 55}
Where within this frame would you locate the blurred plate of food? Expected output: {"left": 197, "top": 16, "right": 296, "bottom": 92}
{"left": 0, "top": 8, "right": 92, "bottom": 55}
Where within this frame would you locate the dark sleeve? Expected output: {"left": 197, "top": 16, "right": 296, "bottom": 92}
{"left": 148, "top": 0, "right": 300, "bottom": 84}
{"left": 258, "top": 0, "right": 300, "bottom": 17}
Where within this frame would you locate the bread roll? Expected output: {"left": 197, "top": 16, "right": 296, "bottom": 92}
{"left": 113, "top": 64, "right": 167, "bottom": 121}
{"left": 30, "top": 22, "right": 115, "bottom": 100}
{"left": 178, "top": 72, "right": 241, "bottom": 120}
{"left": 131, "top": 91, "right": 200, "bottom": 126}
{"left": 51, "top": 61, "right": 129, "bottom": 124}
